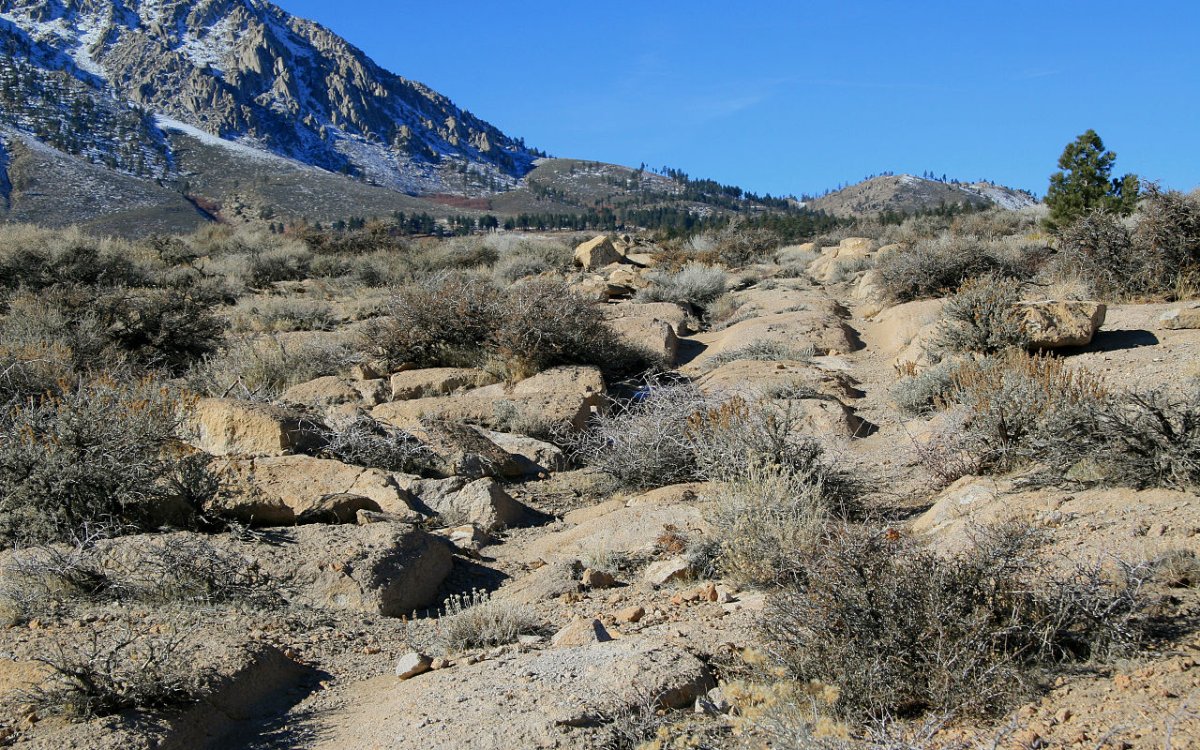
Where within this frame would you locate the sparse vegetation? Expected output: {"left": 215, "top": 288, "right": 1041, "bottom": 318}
{"left": 634, "top": 262, "right": 729, "bottom": 310}
{"left": 927, "top": 274, "right": 1028, "bottom": 356}
{"left": 433, "top": 590, "right": 541, "bottom": 654}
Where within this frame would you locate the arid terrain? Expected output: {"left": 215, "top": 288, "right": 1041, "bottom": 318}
{"left": 0, "top": 195, "right": 1198, "bottom": 749}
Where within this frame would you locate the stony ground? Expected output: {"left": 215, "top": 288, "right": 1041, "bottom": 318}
{"left": 2, "top": 235, "right": 1199, "bottom": 749}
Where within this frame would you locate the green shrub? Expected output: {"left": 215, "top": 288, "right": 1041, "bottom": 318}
{"left": 890, "top": 360, "right": 959, "bottom": 416}
{"left": 763, "top": 524, "right": 1152, "bottom": 721}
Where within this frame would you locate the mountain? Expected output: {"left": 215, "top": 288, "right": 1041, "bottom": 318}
{"left": 804, "top": 174, "right": 1038, "bottom": 218}
{"left": 0, "top": 0, "right": 539, "bottom": 230}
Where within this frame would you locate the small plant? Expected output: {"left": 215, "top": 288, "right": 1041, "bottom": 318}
{"left": 891, "top": 360, "right": 959, "bottom": 416}
{"left": 434, "top": 589, "right": 540, "bottom": 654}
{"left": 229, "top": 297, "right": 339, "bottom": 333}
{"left": 705, "top": 340, "right": 818, "bottom": 369}
{"left": 1154, "top": 549, "right": 1200, "bottom": 588}
{"left": 189, "top": 334, "right": 357, "bottom": 401}
{"left": 321, "top": 414, "right": 435, "bottom": 474}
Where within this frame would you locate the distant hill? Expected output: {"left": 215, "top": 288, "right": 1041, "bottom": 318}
{"left": 804, "top": 174, "right": 1038, "bottom": 218}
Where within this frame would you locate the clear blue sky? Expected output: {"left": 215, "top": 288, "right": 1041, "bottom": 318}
{"left": 275, "top": 0, "right": 1198, "bottom": 199}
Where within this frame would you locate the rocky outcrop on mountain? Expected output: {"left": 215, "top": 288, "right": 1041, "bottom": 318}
{"left": 0, "top": 0, "right": 536, "bottom": 194}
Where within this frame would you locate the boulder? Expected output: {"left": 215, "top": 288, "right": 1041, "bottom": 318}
{"left": 551, "top": 618, "right": 612, "bottom": 647}
{"left": 389, "top": 368, "right": 497, "bottom": 401}
{"left": 574, "top": 235, "right": 625, "bottom": 270}
{"left": 421, "top": 477, "right": 532, "bottom": 532}
{"left": 570, "top": 274, "right": 634, "bottom": 301}
{"left": 696, "top": 359, "right": 864, "bottom": 400}
{"left": 407, "top": 420, "right": 524, "bottom": 479}
{"left": 243, "top": 522, "right": 453, "bottom": 616}
{"left": 280, "top": 376, "right": 361, "bottom": 408}
{"left": 187, "top": 398, "right": 325, "bottom": 456}
{"left": 606, "top": 316, "right": 679, "bottom": 365}
{"left": 1016, "top": 300, "right": 1106, "bottom": 349}
{"left": 372, "top": 365, "right": 607, "bottom": 432}
{"left": 643, "top": 558, "right": 693, "bottom": 586}
{"left": 395, "top": 652, "right": 432, "bottom": 680}
{"left": 207, "top": 455, "right": 420, "bottom": 525}
{"left": 602, "top": 301, "right": 693, "bottom": 335}
{"left": 525, "top": 502, "right": 709, "bottom": 563}
{"left": 1160, "top": 304, "right": 1200, "bottom": 330}
{"left": 477, "top": 429, "right": 569, "bottom": 474}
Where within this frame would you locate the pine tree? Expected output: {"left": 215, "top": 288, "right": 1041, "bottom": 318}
{"left": 1045, "top": 129, "right": 1139, "bottom": 229}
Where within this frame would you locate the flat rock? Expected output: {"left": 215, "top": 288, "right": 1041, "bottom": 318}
{"left": 574, "top": 235, "right": 625, "bottom": 270}
{"left": 1159, "top": 303, "right": 1200, "bottom": 330}
{"left": 389, "top": 368, "right": 497, "bottom": 401}
{"left": 187, "top": 398, "right": 325, "bottom": 456}
{"left": 551, "top": 618, "right": 612, "bottom": 647}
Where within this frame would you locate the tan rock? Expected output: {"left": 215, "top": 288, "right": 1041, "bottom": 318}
{"left": 477, "top": 429, "right": 568, "bottom": 474}
{"left": 525, "top": 502, "right": 709, "bottom": 563}
{"left": 1159, "top": 304, "right": 1200, "bottom": 330}
{"left": 407, "top": 420, "right": 523, "bottom": 479}
{"left": 696, "top": 359, "right": 864, "bottom": 401}
{"left": 644, "top": 558, "right": 693, "bottom": 586}
{"left": 581, "top": 568, "right": 616, "bottom": 589}
{"left": 606, "top": 316, "right": 679, "bottom": 365}
{"left": 422, "top": 478, "right": 531, "bottom": 532}
{"left": 394, "top": 652, "right": 432, "bottom": 680}
{"left": 602, "top": 301, "right": 693, "bottom": 335}
{"left": 281, "top": 376, "right": 361, "bottom": 407}
{"left": 574, "top": 236, "right": 625, "bottom": 270}
{"left": 372, "top": 365, "right": 606, "bottom": 432}
{"left": 207, "top": 455, "right": 420, "bottom": 525}
{"left": 551, "top": 618, "right": 612, "bottom": 647}
{"left": 389, "top": 368, "right": 497, "bottom": 401}
{"left": 615, "top": 605, "right": 645, "bottom": 623}
{"left": 187, "top": 398, "right": 324, "bottom": 456}
{"left": 1016, "top": 300, "right": 1106, "bottom": 349}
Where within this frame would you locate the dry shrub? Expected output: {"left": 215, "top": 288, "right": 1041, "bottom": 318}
{"left": 0, "top": 377, "right": 196, "bottom": 547}
{"left": 875, "top": 234, "right": 1045, "bottom": 302}
{"left": 228, "top": 296, "right": 339, "bottom": 333}
{"left": 189, "top": 334, "right": 357, "bottom": 401}
{"left": 29, "top": 621, "right": 209, "bottom": 717}
{"left": 320, "top": 413, "right": 435, "bottom": 474}
{"left": 634, "top": 262, "right": 728, "bottom": 309}
{"left": 762, "top": 524, "right": 1153, "bottom": 722}
{"left": 704, "top": 340, "right": 817, "bottom": 369}
{"left": 367, "top": 274, "right": 651, "bottom": 380}
{"left": 926, "top": 274, "right": 1028, "bottom": 357}
{"left": 890, "top": 360, "right": 958, "bottom": 416}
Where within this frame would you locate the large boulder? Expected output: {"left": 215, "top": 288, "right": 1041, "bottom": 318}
{"left": 422, "top": 478, "right": 532, "bottom": 532}
{"left": 1016, "top": 300, "right": 1106, "bottom": 349}
{"left": 696, "top": 358, "right": 864, "bottom": 400}
{"left": 573, "top": 235, "right": 625, "bottom": 270}
{"left": 187, "top": 398, "right": 325, "bottom": 456}
{"left": 602, "top": 301, "right": 693, "bottom": 335}
{"left": 605, "top": 316, "right": 680, "bottom": 365}
{"left": 372, "top": 365, "right": 607, "bottom": 432}
{"left": 1159, "top": 303, "right": 1200, "bottom": 330}
{"left": 208, "top": 455, "right": 421, "bottom": 525}
{"left": 242, "top": 522, "right": 453, "bottom": 616}
{"left": 389, "top": 368, "right": 498, "bottom": 401}
{"left": 407, "top": 420, "right": 525, "bottom": 479}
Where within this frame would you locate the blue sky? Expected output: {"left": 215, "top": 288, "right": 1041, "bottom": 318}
{"left": 276, "top": 1, "right": 1199, "bottom": 198}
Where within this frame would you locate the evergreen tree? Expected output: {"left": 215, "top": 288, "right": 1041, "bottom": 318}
{"left": 1045, "top": 129, "right": 1139, "bottom": 229}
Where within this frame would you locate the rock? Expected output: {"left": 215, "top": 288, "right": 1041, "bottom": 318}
{"left": 356, "top": 509, "right": 414, "bottom": 525}
{"left": 551, "top": 618, "right": 612, "bottom": 647}
{"left": 684, "top": 307, "right": 861, "bottom": 372}
{"left": 281, "top": 376, "right": 362, "bottom": 408}
{"left": 408, "top": 420, "right": 524, "bottom": 479}
{"left": 477, "top": 429, "right": 569, "bottom": 474}
{"left": 644, "top": 558, "right": 693, "bottom": 586}
{"left": 435, "top": 523, "right": 492, "bottom": 554}
{"left": 574, "top": 236, "right": 625, "bottom": 270}
{"left": 606, "top": 266, "right": 649, "bottom": 290}
{"left": 351, "top": 379, "right": 390, "bottom": 405}
{"left": 373, "top": 365, "right": 607, "bottom": 432}
{"left": 243, "top": 523, "right": 453, "bottom": 616}
{"left": 395, "top": 652, "right": 432, "bottom": 680}
{"left": 389, "top": 368, "right": 497, "bottom": 401}
{"left": 696, "top": 359, "right": 864, "bottom": 400}
{"left": 1016, "top": 300, "right": 1106, "bottom": 349}
{"left": 350, "top": 362, "right": 382, "bottom": 380}
{"left": 603, "top": 301, "right": 693, "bottom": 335}
{"left": 422, "top": 478, "right": 531, "bottom": 532}
{"left": 525, "top": 502, "right": 710, "bottom": 563}
{"left": 606, "top": 316, "right": 680, "bottom": 365}
{"left": 207, "top": 455, "right": 420, "bottom": 526}
{"left": 571, "top": 275, "right": 633, "bottom": 301}
{"left": 580, "top": 568, "right": 616, "bottom": 589}
{"left": 187, "top": 398, "right": 325, "bottom": 456}
{"left": 494, "top": 561, "right": 582, "bottom": 605}
{"left": 615, "top": 605, "right": 645, "bottom": 623}
{"left": 1160, "top": 303, "right": 1200, "bottom": 330}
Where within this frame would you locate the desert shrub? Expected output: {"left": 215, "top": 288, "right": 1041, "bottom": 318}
{"left": 763, "top": 524, "right": 1153, "bottom": 721}
{"left": 927, "top": 274, "right": 1028, "bottom": 357}
{"left": 707, "top": 463, "right": 831, "bottom": 586}
{"left": 891, "top": 360, "right": 959, "bottom": 416}
{"left": 0, "top": 377, "right": 194, "bottom": 547}
{"left": 321, "top": 414, "right": 435, "bottom": 474}
{"left": 710, "top": 225, "right": 784, "bottom": 267}
{"left": 1051, "top": 210, "right": 1137, "bottom": 299}
{"left": 30, "top": 622, "right": 208, "bottom": 717}
{"left": 367, "top": 274, "right": 648, "bottom": 380}
{"left": 416, "top": 237, "right": 499, "bottom": 272}
{"left": 188, "top": 335, "right": 357, "bottom": 401}
{"left": 434, "top": 589, "right": 540, "bottom": 654}
{"left": 1154, "top": 549, "right": 1200, "bottom": 588}
{"left": 92, "top": 287, "right": 225, "bottom": 373}
{"left": 570, "top": 383, "right": 707, "bottom": 489}
{"left": 876, "top": 234, "right": 1045, "bottom": 302}
{"left": 939, "top": 350, "right": 1107, "bottom": 475}
{"left": 0, "top": 339, "right": 76, "bottom": 402}
{"left": 492, "top": 253, "right": 552, "bottom": 284}
{"left": 0, "top": 225, "right": 147, "bottom": 295}
{"left": 245, "top": 245, "right": 313, "bottom": 287}
{"left": 1025, "top": 388, "right": 1200, "bottom": 491}
{"left": 634, "top": 262, "right": 728, "bottom": 310}
{"left": 229, "top": 297, "right": 339, "bottom": 332}
{"left": 704, "top": 339, "right": 817, "bottom": 368}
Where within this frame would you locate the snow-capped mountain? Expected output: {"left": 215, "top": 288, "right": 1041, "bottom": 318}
{"left": 0, "top": 0, "right": 537, "bottom": 193}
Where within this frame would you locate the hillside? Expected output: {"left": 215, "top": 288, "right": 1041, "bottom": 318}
{"left": 806, "top": 174, "right": 1038, "bottom": 218}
